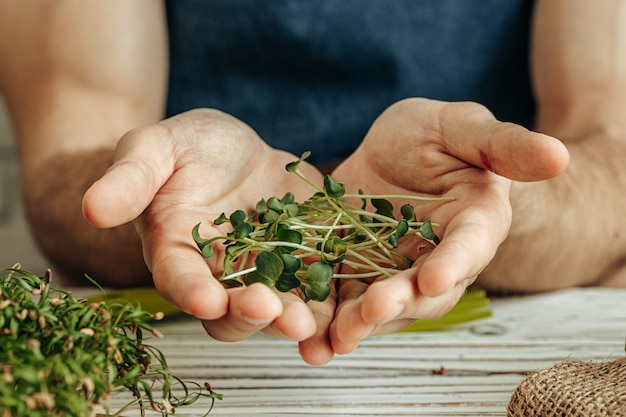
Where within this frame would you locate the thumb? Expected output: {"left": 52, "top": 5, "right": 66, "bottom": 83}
{"left": 82, "top": 126, "right": 175, "bottom": 228}
{"left": 441, "top": 103, "right": 570, "bottom": 181}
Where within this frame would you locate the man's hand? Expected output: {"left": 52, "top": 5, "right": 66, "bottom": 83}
{"left": 326, "top": 98, "right": 570, "bottom": 354}
{"left": 83, "top": 109, "right": 337, "bottom": 365}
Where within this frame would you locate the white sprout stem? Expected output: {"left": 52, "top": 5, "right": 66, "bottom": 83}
{"left": 342, "top": 249, "right": 394, "bottom": 277}
{"left": 323, "top": 212, "right": 343, "bottom": 241}
{"left": 329, "top": 202, "right": 395, "bottom": 259}
{"left": 220, "top": 265, "right": 257, "bottom": 281}
{"left": 242, "top": 239, "right": 320, "bottom": 254}
{"left": 332, "top": 270, "right": 398, "bottom": 279}
{"left": 344, "top": 193, "right": 455, "bottom": 202}
{"left": 288, "top": 219, "right": 355, "bottom": 230}
{"left": 302, "top": 195, "right": 395, "bottom": 259}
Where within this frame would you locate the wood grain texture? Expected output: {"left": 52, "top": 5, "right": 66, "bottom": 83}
{"left": 103, "top": 288, "right": 626, "bottom": 416}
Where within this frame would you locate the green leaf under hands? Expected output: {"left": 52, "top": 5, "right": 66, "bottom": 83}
{"left": 2, "top": 267, "right": 222, "bottom": 416}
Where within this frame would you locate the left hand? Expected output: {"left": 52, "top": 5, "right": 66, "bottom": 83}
{"left": 323, "top": 98, "right": 569, "bottom": 354}
{"left": 83, "top": 109, "right": 338, "bottom": 365}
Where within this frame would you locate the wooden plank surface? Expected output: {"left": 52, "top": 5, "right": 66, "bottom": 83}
{"left": 105, "top": 288, "right": 626, "bottom": 416}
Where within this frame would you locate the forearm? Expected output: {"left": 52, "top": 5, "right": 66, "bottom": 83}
{"left": 0, "top": 1, "right": 167, "bottom": 286}
{"left": 479, "top": 136, "right": 626, "bottom": 291}
{"left": 531, "top": 0, "right": 626, "bottom": 140}
{"left": 479, "top": 0, "right": 626, "bottom": 291}
{"left": 23, "top": 148, "right": 151, "bottom": 287}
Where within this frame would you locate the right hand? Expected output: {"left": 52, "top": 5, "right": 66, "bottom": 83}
{"left": 326, "top": 98, "right": 569, "bottom": 354}
{"left": 83, "top": 109, "right": 337, "bottom": 364}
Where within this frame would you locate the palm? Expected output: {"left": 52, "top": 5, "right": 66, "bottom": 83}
{"left": 85, "top": 109, "right": 334, "bottom": 364}
{"left": 326, "top": 98, "right": 568, "bottom": 354}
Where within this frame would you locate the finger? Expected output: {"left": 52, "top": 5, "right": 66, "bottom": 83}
{"left": 329, "top": 279, "right": 373, "bottom": 354}
{"left": 83, "top": 125, "right": 175, "bottom": 228}
{"left": 201, "top": 283, "right": 283, "bottom": 342}
{"left": 150, "top": 247, "right": 230, "bottom": 320}
{"left": 416, "top": 197, "right": 510, "bottom": 297}
{"left": 362, "top": 267, "right": 471, "bottom": 323}
{"left": 439, "top": 102, "right": 570, "bottom": 181}
{"left": 298, "top": 292, "right": 337, "bottom": 366}
{"left": 263, "top": 292, "right": 317, "bottom": 341}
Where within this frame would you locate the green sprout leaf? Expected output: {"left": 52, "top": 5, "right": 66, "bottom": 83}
{"left": 276, "top": 228, "right": 303, "bottom": 253}
{"left": 192, "top": 223, "right": 215, "bottom": 258}
{"left": 275, "top": 254, "right": 302, "bottom": 292}
{"left": 213, "top": 213, "right": 229, "bottom": 225}
{"left": 281, "top": 192, "right": 295, "bottom": 205}
{"left": 193, "top": 151, "right": 454, "bottom": 303}
{"left": 229, "top": 210, "right": 247, "bottom": 226}
{"left": 323, "top": 175, "right": 346, "bottom": 198}
{"left": 318, "top": 236, "right": 348, "bottom": 265}
{"left": 396, "top": 219, "right": 409, "bottom": 237}
{"left": 283, "top": 203, "right": 299, "bottom": 217}
{"left": 400, "top": 204, "right": 416, "bottom": 221}
{"left": 267, "top": 197, "right": 284, "bottom": 212}
{"left": 233, "top": 222, "right": 253, "bottom": 239}
{"left": 304, "top": 262, "right": 333, "bottom": 302}
{"left": 275, "top": 274, "right": 301, "bottom": 292}
{"left": 420, "top": 220, "right": 441, "bottom": 245}
{"left": 245, "top": 251, "right": 284, "bottom": 287}
{"left": 1, "top": 267, "right": 222, "bottom": 416}
{"left": 372, "top": 198, "right": 395, "bottom": 219}
{"left": 263, "top": 209, "right": 280, "bottom": 224}
{"left": 389, "top": 219, "right": 409, "bottom": 248}
{"left": 285, "top": 151, "right": 311, "bottom": 173}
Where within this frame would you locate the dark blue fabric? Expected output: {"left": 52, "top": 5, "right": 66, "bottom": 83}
{"left": 165, "top": 0, "right": 535, "bottom": 165}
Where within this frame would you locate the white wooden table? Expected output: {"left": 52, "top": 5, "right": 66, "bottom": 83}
{"left": 108, "top": 288, "right": 626, "bottom": 416}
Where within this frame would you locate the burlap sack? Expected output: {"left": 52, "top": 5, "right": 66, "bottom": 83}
{"left": 508, "top": 357, "right": 626, "bottom": 416}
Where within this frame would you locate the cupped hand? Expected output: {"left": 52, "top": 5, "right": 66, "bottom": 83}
{"left": 82, "top": 109, "right": 336, "bottom": 364}
{"left": 328, "top": 98, "right": 569, "bottom": 354}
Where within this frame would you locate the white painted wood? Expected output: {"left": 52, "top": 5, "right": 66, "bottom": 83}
{"left": 103, "top": 288, "right": 626, "bottom": 416}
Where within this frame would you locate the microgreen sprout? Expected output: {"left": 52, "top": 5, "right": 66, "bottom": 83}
{"left": 0, "top": 265, "right": 221, "bottom": 417}
{"left": 193, "top": 151, "right": 453, "bottom": 302}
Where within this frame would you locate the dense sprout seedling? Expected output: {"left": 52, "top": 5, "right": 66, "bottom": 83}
{"left": 0, "top": 266, "right": 221, "bottom": 417}
{"left": 193, "top": 152, "right": 452, "bottom": 302}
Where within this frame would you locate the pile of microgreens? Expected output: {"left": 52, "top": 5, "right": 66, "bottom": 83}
{"left": 0, "top": 265, "right": 221, "bottom": 417}
{"left": 193, "top": 152, "right": 452, "bottom": 302}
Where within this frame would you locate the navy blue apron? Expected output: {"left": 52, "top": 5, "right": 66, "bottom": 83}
{"left": 165, "top": 0, "right": 535, "bottom": 166}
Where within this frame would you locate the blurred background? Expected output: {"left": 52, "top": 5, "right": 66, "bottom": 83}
{"left": 0, "top": 92, "right": 48, "bottom": 272}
